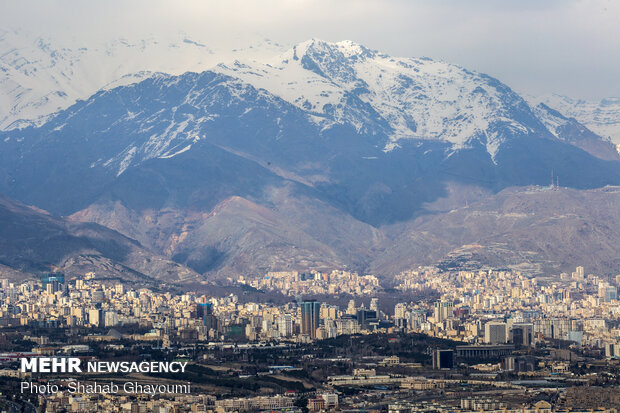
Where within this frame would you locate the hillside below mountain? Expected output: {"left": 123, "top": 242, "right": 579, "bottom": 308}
{"left": 3, "top": 182, "right": 620, "bottom": 281}
{"left": 0, "top": 195, "right": 198, "bottom": 284}
{"left": 372, "top": 185, "right": 620, "bottom": 277}
{"left": 67, "top": 185, "right": 620, "bottom": 279}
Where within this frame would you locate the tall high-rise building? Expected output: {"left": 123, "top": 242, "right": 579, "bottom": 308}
{"left": 197, "top": 302, "right": 216, "bottom": 330}
{"left": 301, "top": 300, "right": 321, "bottom": 339}
{"left": 432, "top": 349, "right": 454, "bottom": 369}
{"left": 320, "top": 304, "right": 338, "bottom": 319}
{"left": 433, "top": 301, "right": 453, "bottom": 322}
{"left": 510, "top": 323, "right": 534, "bottom": 347}
{"left": 278, "top": 314, "right": 293, "bottom": 337}
{"left": 104, "top": 311, "right": 119, "bottom": 327}
{"left": 394, "top": 303, "right": 407, "bottom": 320}
{"left": 573, "top": 266, "right": 585, "bottom": 280}
{"left": 484, "top": 322, "right": 507, "bottom": 344}
{"left": 41, "top": 273, "right": 65, "bottom": 290}
{"left": 356, "top": 309, "right": 378, "bottom": 327}
{"left": 46, "top": 280, "right": 61, "bottom": 294}
{"left": 346, "top": 300, "right": 356, "bottom": 315}
{"left": 599, "top": 283, "right": 618, "bottom": 302}
{"left": 88, "top": 308, "right": 103, "bottom": 327}
{"left": 369, "top": 298, "right": 379, "bottom": 312}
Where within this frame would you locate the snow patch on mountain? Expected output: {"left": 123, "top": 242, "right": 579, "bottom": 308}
{"left": 529, "top": 101, "right": 620, "bottom": 160}
{"left": 76, "top": 72, "right": 296, "bottom": 176}
{"left": 160, "top": 144, "right": 192, "bottom": 159}
{"left": 530, "top": 103, "right": 570, "bottom": 140}
{"left": 529, "top": 94, "right": 620, "bottom": 153}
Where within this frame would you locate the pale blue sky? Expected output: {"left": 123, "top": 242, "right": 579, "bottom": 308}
{"left": 2, "top": 0, "right": 619, "bottom": 100}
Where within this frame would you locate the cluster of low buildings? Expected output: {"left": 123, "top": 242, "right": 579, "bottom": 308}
{"left": 20, "top": 390, "right": 341, "bottom": 413}
{"left": 0, "top": 276, "right": 377, "bottom": 345}
{"left": 389, "top": 400, "right": 618, "bottom": 413}
{"left": 393, "top": 266, "right": 620, "bottom": 357}
{"left": 244, "top": 270, "right": 380, "bottom": 296}
{"left": 31, "top": 393, "right": 214, "bottom": 413}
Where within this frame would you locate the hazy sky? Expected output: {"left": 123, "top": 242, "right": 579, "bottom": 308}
{"left": 2, "top": 0, "right": 619, "bottom": 100}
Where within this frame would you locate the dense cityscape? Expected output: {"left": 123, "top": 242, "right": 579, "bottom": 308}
{"left": 0, "top": 265, "right": 619, "bottom": 412}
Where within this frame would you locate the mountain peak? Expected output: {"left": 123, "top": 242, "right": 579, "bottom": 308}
{"left": 283, "top": 38, "right": 376, "bottom": 72}
{"left": 292, "top": 38, "right": 374, "bottom": 59}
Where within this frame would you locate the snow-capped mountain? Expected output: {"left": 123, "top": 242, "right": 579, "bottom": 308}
{"left": 530, "top": 94, "right": 620, "bottom": 151}
{"left": 0, "top": 28, "right": 286, "bottom": 130}
{"left": 215, "top": 39, "right": 545, "bottom": 159}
